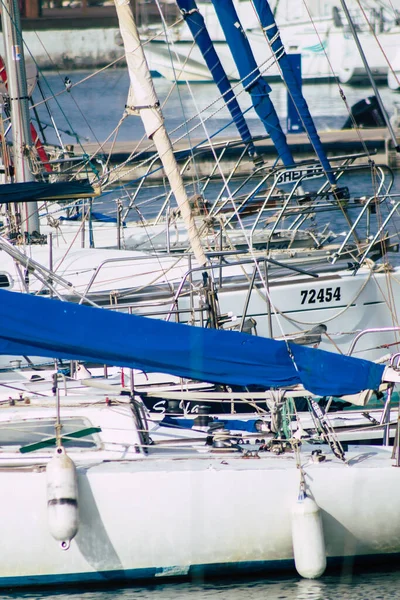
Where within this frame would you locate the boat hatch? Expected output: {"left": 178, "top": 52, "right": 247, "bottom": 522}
{"left": 0, "top": 418, "right": 98, "bottom": 450}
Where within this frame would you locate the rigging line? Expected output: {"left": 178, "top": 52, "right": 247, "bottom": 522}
{"left": 90, "top": 127, "right": 147, "bottom": 187}
{"left": 72, "top": 113, "right": 130, "bottom": 183}
{"left": 102, "top": 116, "right": 127, "bottom": 174}
{"left": 104, "top": 91, "right": 255, "bottom": 190}
{"left": 249, "top": 0, "right": 334, "bottom": 186}
{"left": 113, "top": 19, "right": 271, "bottom": 177}
{"left": 340, "top": 0, "right": 398, "bottom": 152}
{"left": 369, "top": 270, "right": 400, "bottom": 330}
{"left": 301, "top": 0, "right": 371, "bottom": 159}
{"left": 367, "top": 163, "right": 400, "bottom": 335}
{"left": 164, "top": 54, "right": 296, "bottom": 356}
{"left": 372, "top": 204, "right": 399, "bottom": 332}
{"left": 25, "top": 45, "right": 112, "bottom": 155}
{"left": 42, "top": 206, "right": 93, "bottom": 277}
{"left": 103, "top": 255, "right": 194, "bottom": 300}
{"left": 0, "top": 104, "right": 11, "bottom": 179}
{"left": 28, "top": 17, "right": 185, "bottom": 114}
{"left": 355, "top": 0, "right": 400, "bottom": 91}
{"left": 301, "top": 0, "right": 378, "bottom": 237}
{"left": 160, "top": 58, "right": 276, "bottom": 142}
{"left": 387, "top": 0, "right": 400, "bottom": 17}
{"left": 0, "top": 0, "right": 92, "bottom": 166}
{"left": 104, "top": 125, "right": 239, "bottom": 210}
{"left": 109, "top": 49, "right": 210, "bottom": 198}
{"left": 154, "top": 0, "right": 202, "bottom": 190}
{"left": 29, "top": 55, "right": 124, "bottom": 112}
{"left": 38, "top": 45, "right": 189, "bottom": 189}
{"left": 18, "top": 51, "right": 86, "bottom": 155}
{"left": 103, "top": 53, "right": 264, "bottom": 188}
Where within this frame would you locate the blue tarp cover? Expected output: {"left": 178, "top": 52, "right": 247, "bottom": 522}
{"left": 59, "top": 211, "right": 125, "bottom": 225}
{"left": 0, "top": 290, "right": 384, "bottom": 396}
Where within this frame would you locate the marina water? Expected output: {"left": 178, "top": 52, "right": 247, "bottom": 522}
{"left": 24, "top": 72, "right": 400, "bottom": 597}
{"left": 4, "top": 567, "right": 400, "bottom": 599}
{"left": 36, "top": 70, "right": 400, "bottom": 145}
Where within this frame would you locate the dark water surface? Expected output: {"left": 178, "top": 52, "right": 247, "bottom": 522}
{"left": 31, "top": 68, "right": 400, "bottom": 146}
{"left": 4, "top": 566, "right": 400, "bottom": 600}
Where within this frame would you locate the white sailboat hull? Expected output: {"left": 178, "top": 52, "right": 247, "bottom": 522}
{"left": 1, "top": 446, "right": 400, "bottom": 586}
{"left": 1, "top": 243, "right": 399, "bottom": 364}
{"left": 143, "top": 5, "right": 399, "bottom": 84}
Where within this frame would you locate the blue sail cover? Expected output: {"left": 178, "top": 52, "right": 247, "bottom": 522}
{"left": 252, "top": 0, "right": 336, "bottom": 185}
{"left": 211, "top": 0, "right": 294, "bottom": 167}
{"left": 0, "top": 290, "right": 384, "bottom": 396}
{"left": 177, "top": 0, "right": 257, "bottom": 158}
{"left": 0, "top": 180, "right": 97, "bottom": 203}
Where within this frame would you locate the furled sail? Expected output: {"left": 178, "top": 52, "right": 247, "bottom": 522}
{"left": 211, "top": 0, "right": 294, "bottom": 167}
{"left": 251, "top": 0, "right": 336, "bottom": 185}
{"left": 0, "top": 180, "right": 98, "bottom": 203}
{"left": 176, "top": 0, "right": 257, "bottom": 159}
{"left": 115, "top": 0, "right": 207, "bottom": 266}
{"left": 0, "top": 289, "right": 384, "bottom": 396}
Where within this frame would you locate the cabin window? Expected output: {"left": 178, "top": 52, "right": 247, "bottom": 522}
{"left": 0, "top": 417, "right": 98, "bottom": 450}
{"left": 0, "top": 273, "right": 11, "bottom": 288}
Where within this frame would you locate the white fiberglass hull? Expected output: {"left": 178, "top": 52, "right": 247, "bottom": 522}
{"left": 143, "top": 18, "right": 396, "bottom": 84}
{"left": 1, "top": 445, "right": 400, "bottom": 586}
{"left": 188, "top": 264, "right": 400, "bottom": 361}
{"left": 0, "top": 449, "right": 400, "bottom": 585}
{"left": 1, "top": 244, "right": 400, "bottom": 364}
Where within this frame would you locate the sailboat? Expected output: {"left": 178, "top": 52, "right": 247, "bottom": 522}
{"left": 0, "top": 288, "right": 399, "bottom": 585}
{"left": 1, "top": 0, "right": 400, "bottom": 370}
{"left": 0, "top": 8, "right": 399, "bottom": 585}
{"left": 142, "top": 0, "right": 400, "bottom": 84}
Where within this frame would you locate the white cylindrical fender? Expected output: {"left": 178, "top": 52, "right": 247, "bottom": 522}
{"left": 388, "top": 70, "right": 400, "bottom": 91}
{"left": 291, "top": 493, "right": 326, "bottom": 579}
{"left": 46, "top": 446, "right": 79, "bottom": 549}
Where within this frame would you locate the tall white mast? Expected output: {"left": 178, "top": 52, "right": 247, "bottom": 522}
{"left": 114, "top": 0, "right": 206, "bottom": 266}
{"left": 1, "top": 0, "right": 39, "bottom": 234}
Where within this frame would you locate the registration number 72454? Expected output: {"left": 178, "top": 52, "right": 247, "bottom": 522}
{"left": 300, "top": 287, "right": 341, "bottom": 305}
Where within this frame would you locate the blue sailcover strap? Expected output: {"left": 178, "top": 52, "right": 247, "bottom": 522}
{"left": 0, "top": 290, "right": 384, "bottom": 396}
{"left": 177, "top": 0, "right": 257, "bottom": 158}
{"left": 162, "top": 415, "right": 262, "bottom": 432}
{"left": 211, "top": 0, "right": 294, "bottom": 167}
{"left": 251, "top": 0, "right": 336, "bottom": 185}
{"left": 59, "top": 211, "right": 126, "bottom": 226}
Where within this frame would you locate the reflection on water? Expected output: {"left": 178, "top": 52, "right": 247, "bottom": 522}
{"left": 4, "top": 566, "right": 400, "bottom": 600}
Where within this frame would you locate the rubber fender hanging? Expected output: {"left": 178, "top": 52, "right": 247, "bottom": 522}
{"left": 46, "top": 446, "right": 79, "bottom": 549}
{"left": 291, "top": 491, "right": 326, "bottom": 579}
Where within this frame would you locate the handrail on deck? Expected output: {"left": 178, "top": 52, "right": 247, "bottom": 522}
{"left": 347, "top": 326, "right": 400, "bottom": 356}
{"left": 165, "top": 255, "right": 319, "bottom": 322}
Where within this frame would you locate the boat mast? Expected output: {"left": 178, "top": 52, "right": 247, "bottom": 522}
{"left": 114, "top": 0, "right": 207, "bottom": 267}
{"left": 340, "top": 0, "right": 399, "bottom": 152}
{"left": 1, "top": 0, "right": 39, "bottom": 235}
